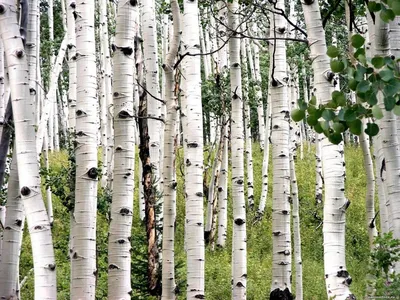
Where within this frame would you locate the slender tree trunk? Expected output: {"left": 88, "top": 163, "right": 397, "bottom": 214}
{"left": 67, "top": 0, "right": 76, "bottom": 133}
{"left": 107, "top": 1, "right": 137, "bottom": 298}
{"left": 70, "top": 0, "right": 98, "bottom": 297}
{"left": 0, "top": 0, "right": 57, "bottom": 297}
{"left": 269, "top": 2, "right": 292, "bottom": 298}
{"left": 0, "top": 152, "right": 24, "bottom": 299}
{"left": 161, "top": 2, "right": 180, "bottom": 298}
{"left": 228, "top": 2, "right": 247, "bottom": 298}
{"left": 241, "top": 37, "right": 254, "bottom": 209}
{"left": 182, "top": 0, "right": 205, "bottom": 298}
{"left": 302, "top": 0, "right": 354, "bottom": 298}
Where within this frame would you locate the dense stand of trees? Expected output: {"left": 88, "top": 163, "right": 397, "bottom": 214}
{"left": 1, "top": 0, "right": 400, "bottom": 299}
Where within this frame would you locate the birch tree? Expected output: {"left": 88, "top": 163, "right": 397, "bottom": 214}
{"left": 70, "top": 0, "right": 99, "bottom": 297}
{"left": 107, "top": 1, "right": 137, "bottom": 298}
{"left": 228, "top": 1, "right": 247, "bottom": 298}
{"left": 161, "top": 1, "right": 180, "bottom": 298}
{"left": 0, "top": 0, "right": 57, "bottom": 297}
{"left": 301, "top": 0, "right": 354, "bottom": 298}
{"left": 182, "top": 0, "right": 205, "bottom": 298}
{"left": 269, "top": 1, "right": 292, "bottom": 297}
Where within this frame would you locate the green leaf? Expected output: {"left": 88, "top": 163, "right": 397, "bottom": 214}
{"left": 309, "top": 95, "right": 317, "bottom": 105}
{"left": 393, "top": 105, "right": 400, "bottom": 116}
{"left": 332, "top": 91, "right": 346, "bottom": 107}
{"left": 357, "top": 80, "right": 371, "bottom": 93}
{"left": 379, "top": 69, "right": 394, "bottom": 82}
{"left": 344, "top": 109, "right": 357, "bottom": 122}
{"left": 322, "top": 109, "right": 335, "bottom": 121}
{"left": 291, "top": 109, "right": 305, "bottom": 122}
{"left": 384, "top": 96, "right": 396, "bottom": 110}
{"left": 368, "top": 1, "right": 382, "bottom": 12}
{"left": 372, "top": 105, "right": 384, "bottom": 119}
{"left": 327, "top": 46, "right": 340, "bottom": 58}
{"left": 351, "top": 34, "right": 365, "bottom": 48}
{"left": 366, "top": 91, "right": 378, "bottom": 106}
{"left": 314, "top": 122, "right": 323, "bottom": 134}
{"left": 298, "top": 100, "right": 308, "bottom": 110}
{"left": 328, "top": 132, "right": 343, "bottom": 145}
{"left": 383, "top": 78, "right": 400, "bottom": 97}
{"left": 348, "top": 79, "right": 358, "bottom": 91}
{"left": 392, "top": 0, "right": 400, "bottom": 15}
{"left": 365, "top": 123, "right": 380, "bottom": 136}
{"left": 348, "top": 119, "right": 362, "bottom": 135}
{"left": 320, "top": 120, "right": 330, "bottom": 131}
{"left": 380, "top": 7, "right": 396, "bottom": 22}
{"left": 333, "top": 122, "right": 346, "bottom": 133}
{"left": 372, "top": 56, "right": 385, "bottom": 69}
{"left": 307, "top": 115, "right": 318, "bottom": 126}
{"left": 331, "top": 60, "right": 345, "bottom": 73}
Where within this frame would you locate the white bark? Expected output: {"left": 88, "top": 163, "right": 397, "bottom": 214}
{"left": 142, "top": 0, "right": 163, "bottom": 240}
{"left": 161, "top": 2, "right": 180, "bottom": 298}
{"left": 315, "top": 134, "right": 323, "bottom": 204}
{"left": 241, "top": 38, "right": 254, "bottom": 209}
{"left": 269, "top": 2, "right": 292, "bottom": 295}
{"left": 302, "top": 0, "right": 354, "bottom": 298}
{"left": 253, "top": 26, "right": 265, "bottom": 150}
{"left": 0, "top": 0, "right": 57, "bottom": 297}
{"left": 228, "top": 2, "right": 247, "bottom": 298}
{"left": 26, "top": 0, "right": 39, "bottom": 123}
{"left": 0, "top": 152, "right": 24, "bottom": 299}
{"left": 217, "top": 1, "right": 228, "bottom": 72}
{"left": 44, "top": 133, "right": 53, "bottom": 225}
{"left": 67, "top": 0, "right": 77, "bottom": 132}
{"left": 182, "top": 0, "right": 205, "bottom": 298}
{"left": 289, "top": 151, "right": 303, "bottom": 300}
{"left": 217, "top": 120, "right": 228, "bottom": 248}
{"left": 258, "top": 89, "right": 271, "bottom": 216}
{"left": 107, "top": 1, "right": 137, "bottom": 298}
{"left": 36, "top": 34, "right": 68, "bottom": 154}
{"left": 70, "top": 0, "right": 98, "bottom": 297}
{"left": 99, "top": 0, "right": 114, "bottom": 186}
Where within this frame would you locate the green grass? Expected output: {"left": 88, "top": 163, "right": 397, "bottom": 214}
{"left": 18, "top": 144, "right": 371, "bottom": 299}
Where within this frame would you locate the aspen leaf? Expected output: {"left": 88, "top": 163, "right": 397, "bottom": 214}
{"left": 365, "top": 123, "right": 379, "bottom": 136}
{"left": 291, "top": 109, "right": 305, "bottom": 122}
{"left": 351, "top": 34, "right": 365, "bottom": 48}
{"left": 348, "top": 119, "right": 362, "bottom": 135}
{"left": 327, "top": 46, "right": 339, "bottom": 58}
{"left": 372, "top": 105, "right": 384, "bottom": 119}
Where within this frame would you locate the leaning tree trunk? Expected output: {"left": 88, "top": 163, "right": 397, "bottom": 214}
{"left": 0, "top": 0, "right": 57, "bottom": 298}
{"left": 70, "top": 0, "right": 99, "bottom": 298}
{"left": 161, "top": 2, "right": 180, "bottom": 298}
{"left": 302, "top": 0, "right": 354, "bottom": 298}
{"left": 107, "top": 1, "right": 137, "bottom": 299}
{"left": 228, "top": 1, "right": 247, "bottom": 298}
{"left": 269, "top": 1, "right": 292, "bottom": 298}
{"left": 182, "top": 0, "right": 205, "bottom": 298}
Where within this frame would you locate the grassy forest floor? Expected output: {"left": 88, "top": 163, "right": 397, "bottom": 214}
{"left": 19, "top": 144, "right": 370, "bottom": 299}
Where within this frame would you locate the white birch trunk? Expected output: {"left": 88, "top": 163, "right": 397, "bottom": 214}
{"left": 228, "top": 2, "right": 246, "bottom": 298}
{"left": 289, "top": 151, "right": 303, "bottom": 300}
{"left": 142, "top": 0, "right": 163, "bottom": 241}
{"left": 161, "top": 2, "right": 180, "bottom": 298}
{"left": 302, "top": 0, "right": 354, "bottom": 298}
{"left": 27, "top": 0, "right": 39, "bottom": 124}
{"left": 216, "top": 120, "right": 228, "bottom": 248}
{"left": 107, "top": 1, "right": 137, "bottom": 298}
{"left": 0, "top": 152, "right": 24, "bottom": 299}
{"left": 258, "top": 89, "right": 271, "bottom": 216}
{"left": 0, "top": 0, "right": 57, "bottom": 297}
{"left": 217, "top": 1, "right": 228, "bottom": 72}
{"left": 36, "top": 34, "right": 68, "bottom": 154}
{"left": 44, "top": 133, "right": 53, "bottom": 225}
{"left": 183, "top": 0, "right": 205, "bottom": 297}
{"left": 269, "top": 2, "right": 292, "bottom": 296}
{"left": 99, "top": 0, "right": 114, "bottom": 186}
{"left": 253, "top": 26, "right": 265, "bottom": 150}
{"left": 241, "top": 38, "right": 254, "bottom": 209}
{"left": 67, "top": 0, "right": 77, "bottom": 132}
{"left": 70, "top": 0, "right": 98, "bottom": 298}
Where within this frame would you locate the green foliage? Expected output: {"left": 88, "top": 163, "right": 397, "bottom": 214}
{"left": 369, "top": 232, "right": 400, "bottom": 297}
